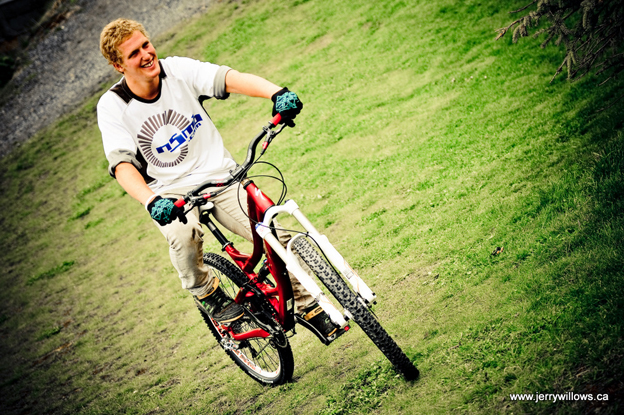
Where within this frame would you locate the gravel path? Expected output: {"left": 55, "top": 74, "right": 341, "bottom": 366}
{"left": 0, "top": 0, "right": 213, "bottom": 158}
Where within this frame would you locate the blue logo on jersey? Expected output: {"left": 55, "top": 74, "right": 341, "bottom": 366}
{"left": 137, "top": 110, "right": 203, "bottom": 168}
{"left": 156, "top": 114, "right": 203, "bottom": 154}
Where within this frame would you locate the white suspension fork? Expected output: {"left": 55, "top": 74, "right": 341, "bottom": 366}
{"left": 255, "top": 223, "right": 348, "bottom": 327}
{"left": 258, "top": 200, "right": 377, "bottom": 307}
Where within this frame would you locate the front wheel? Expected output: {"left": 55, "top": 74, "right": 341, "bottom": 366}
{"left": 292, "top": 238, "right": 419, "bottom": 381}
{"left": 199, "top": 253, "right": 294, "bottom": 386}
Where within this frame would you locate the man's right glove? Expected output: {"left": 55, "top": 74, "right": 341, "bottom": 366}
{"left": 147, "top": 196, "right": 188, "bottom": 226}
{"left": 271, "top": 87, "right": 303, "bottom": 127}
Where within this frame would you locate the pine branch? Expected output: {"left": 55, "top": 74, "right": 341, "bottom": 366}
{"left": 498, "top": 0, "right": 624, "bottom": 86}
{"left": 598, "top": 71, "right": 619, "bottom": 86}
{"left": 495, "top": 17, "right": 524, "bottom": 40}
{"left": 551, "top": 55, "right": 568, "bottom": 83}
{"left": 597, "top": 91, "right": 624, "bottom": 112}
{"left": 562, "top": 8, "right": 578, "bottom": 22}
{"left": 596, "top": 52, "right": 624, "bottom": 73}
{"left": 541, "top": 31, "right": 556, "bottom": 48}
{"left": 510, "top": 0, "right": 539, "bottom": 14}
{"left": 571, "top": 28, "right": 621, "bottom": 80}
{"left": 584, "top": 27, "right": 619, "bottom": 63}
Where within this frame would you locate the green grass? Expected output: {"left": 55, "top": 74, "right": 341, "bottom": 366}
{"left": 1, "top": 0, "right": 623, "bottom": 413}
{"left": 26, "top": 260, "right": 75, "bottom": 285}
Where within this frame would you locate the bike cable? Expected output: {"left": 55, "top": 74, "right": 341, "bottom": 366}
{"left": 234, "top": 162, "right": 345, "bottom": 279}
{"left": 231, "top": 145, "right": 348, "bottom": 281}
{"left": 246, "top": 169, "right": 288, "bottom": 205}
{"left": 234, "top": 153, "right": 302, "bottom": 236}
{"left": 235, "top": 179, "right": 309, "bottom": 240}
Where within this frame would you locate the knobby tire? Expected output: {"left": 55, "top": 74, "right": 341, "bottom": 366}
{"left": 292, "top": 238, "right": 419, "bottom": 381}
{"left": 199, "top": 253, "right": 294, "bottom": 386}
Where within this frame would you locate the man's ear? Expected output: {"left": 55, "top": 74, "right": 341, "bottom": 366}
{"left": 112, "top": 62, "right": 124, "bottom": 74}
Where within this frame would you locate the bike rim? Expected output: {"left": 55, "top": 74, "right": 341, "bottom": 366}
{"left": 209, "top": 267, "right": 283, "bottom": 381}
{"left": 210, "top": 317, "right": 282, "bottom": 379}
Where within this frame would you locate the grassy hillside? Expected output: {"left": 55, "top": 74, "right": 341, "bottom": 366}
{"left": 1, "top": 0, "right": 623, "bottom": 413}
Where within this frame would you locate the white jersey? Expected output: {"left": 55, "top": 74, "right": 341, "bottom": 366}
{"left": 97, "top": 56, "right": 237, "bottom": 193}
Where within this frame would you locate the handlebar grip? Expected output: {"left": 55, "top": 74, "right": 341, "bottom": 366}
{"left": 271, "top": 113, "right": 282, "bottom": 126}
{"left": 174, "top": 198, "right": 186, "bottom": 208}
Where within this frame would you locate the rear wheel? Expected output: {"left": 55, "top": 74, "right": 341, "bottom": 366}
{"left": 199, "top": 253, "right": 294, "bottom": 385}
{"left": 292, "top": 238, "right": 419, "bottom": 381}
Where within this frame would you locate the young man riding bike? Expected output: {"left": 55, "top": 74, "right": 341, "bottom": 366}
{"left": 97, "top": 19, "right": 337, "bottom": 340}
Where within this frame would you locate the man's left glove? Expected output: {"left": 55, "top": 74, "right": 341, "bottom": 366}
{"left": 147, "top": 196, "right": 188, "bottom": 226}
{"left": 271, "top": 87, "right": 303, "bottom": 127}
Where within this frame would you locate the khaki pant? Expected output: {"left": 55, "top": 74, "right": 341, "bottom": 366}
{"left": 155, "top": 184, "right": 315, "bottom": 313}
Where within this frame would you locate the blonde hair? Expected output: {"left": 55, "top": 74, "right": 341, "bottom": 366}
{"left": 100, "top": 18, "right": 150, "bottom": 66}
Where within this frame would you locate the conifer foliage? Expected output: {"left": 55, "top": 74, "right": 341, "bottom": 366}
{"left": 496, "top": 0, "right": 624, "bottom": 85}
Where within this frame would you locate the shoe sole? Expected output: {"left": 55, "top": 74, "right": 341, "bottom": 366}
{"left": 295, "top": 314, "right": 349, "bottom": 346}
{"left": 194, "top": 298, "right": 245, "bottom": 325}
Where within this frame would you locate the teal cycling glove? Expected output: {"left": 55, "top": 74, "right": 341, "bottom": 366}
{"left": 147, "top": 196, "right": 187, "bottom": 226}
{"left": 271, "top": 87, "right": 303, "bottom": 127}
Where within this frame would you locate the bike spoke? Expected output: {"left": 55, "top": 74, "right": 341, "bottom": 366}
{"left": 249, "top": 338, "right": 277, "bottom": 369}
{"left": 254, "top": 346, "right": 278, "bottom": 371}
{"left": 200, "top": 253, "right": 294, "bottom": 385}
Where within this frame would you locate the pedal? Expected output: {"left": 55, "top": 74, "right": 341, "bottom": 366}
{"left": 295, "top": 314, "right": 350, "bottom": 346}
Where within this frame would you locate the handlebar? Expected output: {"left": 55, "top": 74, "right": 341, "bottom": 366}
{"left": 271, "top": 113, "right": 282, "bottom": 127}
{"left": 174, "top": 113, "right": 285, "bottom": 209}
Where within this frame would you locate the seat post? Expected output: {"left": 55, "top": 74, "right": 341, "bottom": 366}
{"left": 200, "top": 211, "right": 232, "bottom": 251}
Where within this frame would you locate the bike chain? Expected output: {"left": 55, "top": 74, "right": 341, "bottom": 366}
{"left": 239, "top": 283, "right": 289, "bottom": 349}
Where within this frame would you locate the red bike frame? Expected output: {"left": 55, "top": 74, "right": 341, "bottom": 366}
{"left": 176, "top": 113, "right": 297, "bottom": 337}
{"left": 222, "top": 179, "right": 296, "bottom": 332}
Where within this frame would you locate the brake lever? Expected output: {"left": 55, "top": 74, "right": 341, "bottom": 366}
{"left": 261, "top": 123, "right": 286, "bottom": 153}
{"left": 181, "top": 189, "right": 214, "bottom": 209}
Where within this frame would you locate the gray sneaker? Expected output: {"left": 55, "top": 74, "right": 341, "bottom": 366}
{"left": 195, "top": 283, "right": 245, "bottom": 324}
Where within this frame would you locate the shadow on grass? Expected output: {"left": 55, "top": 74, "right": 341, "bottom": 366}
{"left": 517, "top": 82, "right": 624, "bottom": 413}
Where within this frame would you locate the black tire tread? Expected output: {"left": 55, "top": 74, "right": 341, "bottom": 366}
{"left": 292, "top": 238, "right": 419, "bottom": 381}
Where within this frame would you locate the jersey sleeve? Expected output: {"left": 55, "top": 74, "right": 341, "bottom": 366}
{"left": 97, "top": 92, "right": 142, "bottom": 178}
{"left": 162, "top": 56, "right": 231, "bottom": 100}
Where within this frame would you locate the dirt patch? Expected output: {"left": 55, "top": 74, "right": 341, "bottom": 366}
{"left": 0, "top": 0, "right": 214, "bottom": 159}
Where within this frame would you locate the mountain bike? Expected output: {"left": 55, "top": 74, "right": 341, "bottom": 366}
{"left": 174, "top": 114, "right": 419, "bottom": 385}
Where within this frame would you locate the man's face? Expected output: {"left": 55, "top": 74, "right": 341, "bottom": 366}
{"left": 113, "top": 31, "right": 160, "bottom": 81}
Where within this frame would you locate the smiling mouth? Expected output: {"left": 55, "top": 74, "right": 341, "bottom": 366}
{"left": 141, "top": 58, "right": 155, "bottom": 68}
